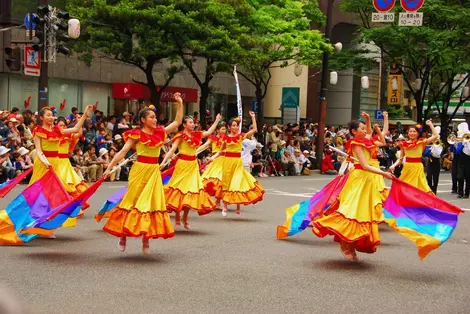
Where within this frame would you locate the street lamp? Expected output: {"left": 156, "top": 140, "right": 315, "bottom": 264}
{"left": 315, "top": 0, "right": 335, "bottom": 168}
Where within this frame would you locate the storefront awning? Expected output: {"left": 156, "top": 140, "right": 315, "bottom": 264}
{"left": 112, "top": 83, "right": 198, "bottom": 103}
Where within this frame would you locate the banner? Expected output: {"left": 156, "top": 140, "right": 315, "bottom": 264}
{"left": 233, "top": 66, "right": 243, "bottom": 133}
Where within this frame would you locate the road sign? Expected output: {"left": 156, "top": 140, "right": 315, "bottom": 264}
{"left": 372, "top": 12, "right": 395, "bottom": 23}
{"left": 373, "top": 0, "right": 396, "bottom": 13}
{"left": 375, "top": 110, "right": 385, "bottom": 120}
{"left": 281, "top": 87, "right": 300, "bottom": 108}
{"left": 24, "top": 13, "right": 38, "bottom": 30}
{"left": 251, "top": 100, "right": 258, "bottom": 112}
{"left": 400, "top": 0, "right": 425, "bottom": 12}
{"left": 24, "top": 46, "right": 40, "bottom": 77}
{"left": 398, "top": 12, "right": 423, "bottom": 26}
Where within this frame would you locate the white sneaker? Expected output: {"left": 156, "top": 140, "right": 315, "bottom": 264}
{"left": 222, "top": 209, "right": 228, "bottom": 217}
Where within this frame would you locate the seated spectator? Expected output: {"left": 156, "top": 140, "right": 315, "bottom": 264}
{"left": 321, "top": 150, "right": 337, "bottom": 175}
{"left": 281, "top": 150, "right": 296, "bottom": 176}
{"left": 251, "top": 145, "right": 263, "bottom": 177}
{"left": 442, "top": 151, "right": 453, "bottom": 171}
{"left": 16, "top": 147, "right": 33, "bottom": 172}
{"left": 0, "top": 146, "right": 14, "bottom": 182}
{"left": 99, "top": 147, "right": 110, "bottom": 177}
{"left": 84, "top": 146, "right": 104, "bottom": 182}
{"left": 107, "top": 148, "right": 121, "bottom": 181}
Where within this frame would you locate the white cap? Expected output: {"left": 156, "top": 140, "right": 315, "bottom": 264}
{"left": 114, "top": 134, "right": 123, "bottom": 141}
{"left": 18, "top": 147, "right": 29, "bottom": 156}
{"left": 397, "top": 134, "right": 406, "bottom": 141}
{"left": 0, "top": 146, "right": 11, "bottom": 156}
{"left": 280, "top": 140, "right": 286, "bottom": 146}
{"left": 26, "top": 140, "right": 34, "bottom": 148}
{"left": 256, "top": 143, "right": 264, "bottom": 148}
{"left": 99, "top": 148, "right": 109, "bottom": 157}
{"left": 9, "top": 118, "right": 18, "bottom": 123}
{"left": 294, "top": 148, "right": 301, "bottom": 153}
{"left": 303, "top": 150, "right": 310, "bottom": 154}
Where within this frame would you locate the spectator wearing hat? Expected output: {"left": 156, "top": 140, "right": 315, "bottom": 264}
{"left": 99, "top": 147, "right": 110, "bottom": 177}
{"left": 71, "top": 147, "right": 86, "bottom": 181}
{"left": 83, "top": 146, "right": 105, "bottom": 182}
{"left": 114, "top": 134, "right": 124, "bottom": 151}
{"left": 0, "top": 146, "right": 14, "bottom": 182}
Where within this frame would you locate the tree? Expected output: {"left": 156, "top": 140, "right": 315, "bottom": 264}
{"left": 339, "top": 0, "right": 470, "bottom": 137}
{"left": 172, "top": 0, "right": 252, "bottom": 124}
{"left": 235, "top": 0, "right": 330, "bottom": 123}
{"left": 67, "top": 0, "right": 186, "bottom": 112}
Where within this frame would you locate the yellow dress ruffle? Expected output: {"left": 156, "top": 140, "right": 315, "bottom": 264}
{"left": 29, "top": 125, "right": 62, "bottom": 185}
{"left": 164, "top": 132, "right": 215, "bottom": 214}
{"left": 202, "top": 156, "right": 224, "bottom": 196}
{"left": 201, "top": 135, "right": 224, "bottom": 196}
{"left": 216, "top": 133, "right": 264, "bottom": 205}
{"left": 400, "top": 140, "right": 432, "bottom": 193}
{"left": 103, "top": 127, "right": 174, "bottom": 239}
{"left": 312, "top": 139, "right": 385, "bottom": 253}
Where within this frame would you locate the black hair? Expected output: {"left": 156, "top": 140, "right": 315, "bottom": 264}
{"left": 71, "top": 107, "right": 78, "bottom": 113}
{"left": 13, "top": 152, "right": 21, "bottom": 160}
{"left": 38, "top": 107, "right": 53, "bottom": 125}
{"left": 57, "top": 116, "right": 67, "bottom": 124}
{"left": 138, "top": 108, "right": 155, "bottom": 128}
{"left": 11, "top": 107, "right": 19, "bottom": 113}
{"left": 348, "top": 120, "right": 363, "bottom": 136}
{"left": 228, "top": 118, "right": 240, "bottom": 127}
{"left": 183, "top": 116, "right": 194, "bottom": 124}
{"left": 24, "top": 117, "right": 33, "bottom": 127}
{"left": 216, "top": 122, "right": 226, "bottom": 130}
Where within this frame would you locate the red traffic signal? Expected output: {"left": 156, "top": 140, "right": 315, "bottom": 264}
{"left": 4, "top": 47, "right": 21, "bottom": 71}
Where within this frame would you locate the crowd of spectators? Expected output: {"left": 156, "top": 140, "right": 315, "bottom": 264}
{"left": 0, "top": 106, "right": 457, "bottom": 184}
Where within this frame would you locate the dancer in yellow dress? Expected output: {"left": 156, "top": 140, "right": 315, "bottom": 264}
{"left": 30, "top": 105, "right": 92, "bottom": 185}
{"left": 389, "top": 120, "right": 438, "bottom": 193}
{"left": 162, "top": 114, "right": 222, "bottom": 229}
{"left": 102, "top": 93, "right": 183, "bottom": 253}
{"left": 199, "top": 122, "right": 227, "bottom": 207}
{"left": 216, "top": 111, "right": 264, "bottom": 217}
{"left": 56, "top": 117, "right": 89, "bottom": 220}
{"left": 312, "top": 120, "right": 393, "bottom": 261}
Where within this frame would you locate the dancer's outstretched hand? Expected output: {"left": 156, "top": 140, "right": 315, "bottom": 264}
{"left": 102, "top": 169, "right": 111, "bottom": 179}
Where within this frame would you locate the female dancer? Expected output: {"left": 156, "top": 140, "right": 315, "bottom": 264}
{"left": 216, "top": 111, "right": 264, "bottom": 217}
{"left": 30, "top": 105, "right": 92, "bottom": 185}
{"left": 389, "top": 120, "right": 438, "bottom": 193}
{"left": 56, "top": 117, "right": 89, "bottom": 221}
{"left": 102, "top": 94, "right": 183, "bottom": 253}
{"left": 162, "top": 114, "right": 222, "bottom": 230}
{"left": 312, "top": 120, "right": 393, "bottom": 261}
{"left": 199, "top": 122, "right": 227, "bottom": 207}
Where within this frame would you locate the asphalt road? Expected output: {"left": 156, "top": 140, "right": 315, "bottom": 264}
{"left": 0, "top": 172, "right": 469, "bottom": 314}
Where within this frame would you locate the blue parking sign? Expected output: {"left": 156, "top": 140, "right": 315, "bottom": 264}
{"left": 24, "top": 13, "right": 38, "bottom": 30}
{"left": 375, "top": 110, "right": 385, "bottom": 120}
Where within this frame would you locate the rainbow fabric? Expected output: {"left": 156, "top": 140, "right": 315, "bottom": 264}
{"left": 384, "top": 179, "right": 463, "bottom": 260}
{"left": 21, "top": 178, "right": 104, "bottom": 236}
{"left": 0, "top": 170, "right": 70, "bottom": 245}
{"left": 95, "top": 185, "right": 127, "bottom": 222}
{"left": 0, "top": 168, "right": 33, "bottom": 198}
{"left": 95, "top": 166, "right": 176, "bottom": 222}
{"left": 277, "top": 174, "right": 349, "bottom": 239}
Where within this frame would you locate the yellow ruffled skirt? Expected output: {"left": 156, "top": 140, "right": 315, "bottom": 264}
{"left": 312, "top": 168, "right": 387, "bottom": 253}
{"left": 400, "top": 162, "right": 432, "bottom": 193}
{"left": 56, "top": 158, "right": 89, "bottom": 222}
{"left": 370, "top": 159, "right": 389, "bottom": 202}
{"left": 216, "top": 157, "right": 264, "bottom": 205}
{"left": 164, "top": 159, "right": 215, "bottom": 215}
{"left": 28, "top": 156, "right": 60, "bottom": 185}
{"left": 103, "top": 161, "right": 174, "bottom": 239}
{"left": 202, "top": 156, "right": 224, "bottom": 196}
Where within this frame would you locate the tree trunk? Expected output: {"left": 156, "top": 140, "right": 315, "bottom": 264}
{"left": 145, "top": 71, "right": 162, "bottom": 116}
{"left": 440, "top": 113, "right": 450, "bottom": 144}
{"left": 255, "top": 86, "right": 264, "bottom": 125}
{"left": 415, "top": 97, "right": 423, "bottom": 125}
{"left": 199, "top": 82, "right": 210, "bottom": 126}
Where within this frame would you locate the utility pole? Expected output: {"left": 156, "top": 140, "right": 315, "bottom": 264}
{"left": 38, "top": 0, "right": 48, "bottom": 109}
{"left": 316, "top": 0, "right": 334, "bottom": 168}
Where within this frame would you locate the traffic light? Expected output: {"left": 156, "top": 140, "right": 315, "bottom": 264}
{"left": 4, "top": 47, "right": 21, "bottom": 71}
{"left": 32, "top": 5, "right": 49, "bottom": 52}
{"left": 53, "top": 10, "right": 70, "bottom": 55}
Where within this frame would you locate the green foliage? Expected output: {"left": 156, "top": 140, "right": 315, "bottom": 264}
{"left": 237, "top": 0, "right": 330, "bottom": 114}
{"left": 340, "top": 0, "right": 470, "bottom": 132}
